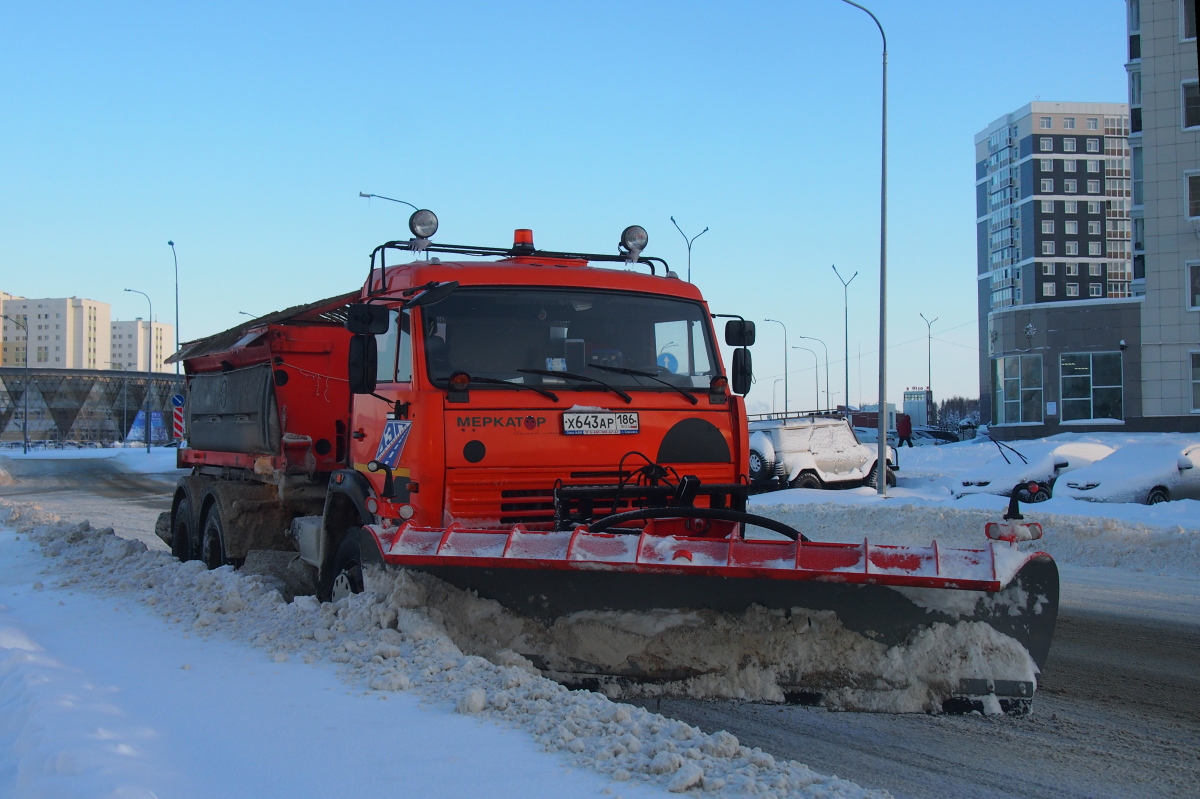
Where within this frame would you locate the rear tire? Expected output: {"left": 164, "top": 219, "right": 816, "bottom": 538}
{"left": 1016, "top": 480, "right": 1053, "bottom": 503}
{"left": 1146, "top": 487, "right": 1170, "bottom": 505}
{"left": 790, "top": 472, "right": 822, "bottom": 490}
{"left": 328, "top": 527, "right": 385, "bottom": 602}
{"left": 201, "top": 504, "right": 227, "bottom": 570}
{"left": 172, "top": 496, "right": 196, "bottom": 562}
{"left": 748, "top": 449, "right": 775, "bottom": 487}
{"left": 866, "top": 462, "right": 897, "bottom": 489}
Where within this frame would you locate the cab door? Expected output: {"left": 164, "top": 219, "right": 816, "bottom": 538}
{"left": 362, "top": 309, "right": 417, "bottom": 494}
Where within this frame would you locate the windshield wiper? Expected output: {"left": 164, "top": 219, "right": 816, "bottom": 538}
{"left": 588, "top": 364, "right": 698, "bottom": 405}
{"left": 517, "top": 369, "right": 633, "bottom": 403}
{"left": 454, "top": 375, "right": 558, "bottom": 402}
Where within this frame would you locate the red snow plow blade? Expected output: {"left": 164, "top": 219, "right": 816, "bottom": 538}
{"left": 367, "top": 511, "right": 1060, "bottom": 715}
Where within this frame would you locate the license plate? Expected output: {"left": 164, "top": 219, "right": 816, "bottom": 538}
{"left": 562, "top": 411, "right": 639, "bottom": 435}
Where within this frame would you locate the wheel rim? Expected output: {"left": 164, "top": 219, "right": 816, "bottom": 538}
{"left": 332, "top": 562, "right": 362, "bottom": 601}
{"left": 749, "top": 452, "right": 764, "bottom": 474}
{"left": 1149, "top": 491, "right": 1167, "bottom": 504}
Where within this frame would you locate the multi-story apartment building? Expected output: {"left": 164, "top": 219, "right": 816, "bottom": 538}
{"left": 110, "top": 318, "right": 173, "bottom": 372}
{"left": 0, "top": 295, "right": 112, "bottom": 370}
{"left": 1127, "top": 0, "right": 1200, "bottom": 424}
{"left": 1, "top": 294, "right": 174, "bottom": 373}
{"left": 976, "top": 102, "right": 1138, "bottom": 435}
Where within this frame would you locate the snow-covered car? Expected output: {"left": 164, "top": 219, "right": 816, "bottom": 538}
{"left": 749, "top": 416, "right": 897, "bottom": 490}
{"left": 1059, "top": 441, "right": 1200, "bottom": 504}
{"left": 954, "top": 439, "right": 1115, "bottom": 502}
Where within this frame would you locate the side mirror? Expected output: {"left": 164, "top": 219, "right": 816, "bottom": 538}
{"left": 348, "top": 334, "right": 378, "bottom": 394}
{"left": 405, "top": 280, "right": 459, "bottom": 308}
{"left": 346, "top": 303, "right": 390, "bottom": 335}
{"left": 725, "top": 320, "right": 756, "bottom": 347}
{"left": 1178, "top": 457, "right": 1194, "bottom": 471}
{"left": 731, "top": 347, "right": 752, "bottom": 395}
{"left": 1053, "top": 457, "right": 1069, "bottom": 470}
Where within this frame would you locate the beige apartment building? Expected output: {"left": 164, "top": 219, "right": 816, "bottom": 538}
{"left": 1, "top": 294, "right": 174, "bottom": 373}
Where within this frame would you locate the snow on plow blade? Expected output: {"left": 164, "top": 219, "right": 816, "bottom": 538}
{"left": 371, "top": 521, "right": 1060, "bottom": 715}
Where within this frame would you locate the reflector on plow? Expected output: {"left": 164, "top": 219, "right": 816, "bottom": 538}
{"left": 367, "top": 515, "right": 1060, "bottom": 715}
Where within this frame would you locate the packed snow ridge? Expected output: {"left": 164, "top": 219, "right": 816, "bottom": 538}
{"left": 0, "top": 500, "right": 887, "bottom": 799}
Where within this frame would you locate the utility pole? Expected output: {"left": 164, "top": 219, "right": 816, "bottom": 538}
{"left": 168, "top": 241, "right": 179, "bottom": 374}
{"left": 920, "top": 312, "right": 938, "bottom": 425}
{"left": 669, "top": 217, "right": 709, "bottom": 283}
{"left": 833, "top": 265, "right": 857, "bottom": 413}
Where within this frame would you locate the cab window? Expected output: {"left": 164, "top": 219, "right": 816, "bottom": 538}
{"left": 375, "top": 309, "right": 412, "bottom": 383}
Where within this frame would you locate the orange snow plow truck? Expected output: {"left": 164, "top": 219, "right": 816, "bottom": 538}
{"left": 165, "top": 212, "right": 1059, "bottom": 714}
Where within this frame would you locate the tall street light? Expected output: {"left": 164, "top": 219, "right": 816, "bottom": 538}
{"left": 168, "top": 241, "right": 179, "bottom": 374}
{"left": 669, "top": 217, "right": 709, "bottom": 283}
{"left": 920, "top": 312, "right": 938, "bottom": 424}
{"left": 124, "top": 288, "right": 153, "bottom": 454}
{"left": 838, "top": 0, "right": 889, "bottom": 496}
{"left": 2, "top": 314, "right": 30, "bottom": 454}
{"left": 772, "top": 378, "right": 783, "bottom": 414}
{"left": 359, "top": 192, "right": 418, "bottom": 210}
{"left": 832, "top": 265, "right": 858, "bottom": 414}
{"left": 799, "top": 335, "right": 830, "bottom": 413}
{"left": 792, "top": 346, "right": 820, "bottom": 412}
{"left": 764, "top": 318, "right": 789, "bottom": 415}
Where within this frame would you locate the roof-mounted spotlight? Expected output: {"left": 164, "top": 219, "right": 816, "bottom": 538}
{"left": 409, "top": 209, "right": 439, "bottom": 239}
{"left": 619, "top": 225, "right": 648, "bottom": 262}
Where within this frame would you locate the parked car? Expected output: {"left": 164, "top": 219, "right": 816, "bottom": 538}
{"left": 954, "top": 439, "right": 1115, "bottom": 502}
{"left": 916, "top": 428, "right": 960, "bottom": 445}
{"left": 853, "top": 426, "right": 897, "bottom": 447}
{"left": 750, "top": 415, "right": 897, "bottom": 490}
{"left": 1060, "top": 441, "right": 1200, "bottom": 504}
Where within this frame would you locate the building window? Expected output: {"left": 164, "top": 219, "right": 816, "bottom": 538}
{"left": 1188, "top": 173, "right": 1200, "bottom": 218}
{"left": 1040, "top": 137, "right": 1053, "bottom": 151}
{"left": 1067, "top": 283, "right": 1080, "bottom": 297}
{"left": 1087, "top": 179, "right": 1101, "bottom": 193}
{"left": 1043, "top": 262, "right": 1056, "bottom": 275}
{"left": 1185, "top": 82, "right": 1200, "bottom": 129}
{"left": 1066, "top": 262, "right": 1079, "bottom": 276}
{"left": 1064, "top": 160, "right": 1077, "bottom": 173}
{"left": 1042, "top": 220, "right": 1055, "bottom": 234}
{"left": 1087, "top": 118, "right": 1099, "bottom": 131}
{"left": 1041, "top": 178, "right": 1054, "bottom": 192}
{"left": 1188, "top": 262, "right": 1200, "bottom": 308}
{"left": 1065, "top": 179, "right": 1078, "bottom": 193}
{"left": 1061, "top": 352, "right": 1123, "bottom": 421}
{"left": 1040, "top": 117, "right": 1052, "bottom": 129}
{"left": 1086, "top": 139, "right": 1100, "bottom": 154}
{"left": 1043, "top": 282, "right": 1056, "bottom": 296}
{"left": 1090, "top": 284, "right": 1103, "bottom": 297}
{"left": 1089, "top": 241, "right": 1103, "bottom": 255}
{"left": 1043, "top": 241, "right": 1056, "bottom": 255}
{"left": 992, "top": 354, "right": 1043, "bottom": 425}
{"left": 1186, "top": 0, "right": 1197, "bottom": 39}
{"left": 1064, "top": 138, "right": 1077, "bottom": 152}
{"left": 1088, "top": 220, "right": 1102, "bottom": 235}
{"left": 1087, "top": 159, "right": 1100, "bottom": 172}
{"left": 1066, "top": 241, "right": 1079, "bottom": 255}
{"left": 1041, "top": 200, "right": 1054, "bottom": 213}
{"left": 1087, "top": 200, "right": 1101, "bottom": 214}
{"left": 1065, "top": 221, "right": 1079, "bottom": 235}
{"left": 1090, "top": 263, "right": 1103, "bottom": 276}
{"left": 1041, "top": 159, "right": 1053, "bottom": 171}
{"left": 1191, "top": 354, "right": 1200, "bottom": 410}
{"left": 1064, "top": 117, "right": 1076, "bottom": 130}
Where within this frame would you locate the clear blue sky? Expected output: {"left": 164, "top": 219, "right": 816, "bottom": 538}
{"left": 0, "top": 0, "right": 1129, "bottom": 413}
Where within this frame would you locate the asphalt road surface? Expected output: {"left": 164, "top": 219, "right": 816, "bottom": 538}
{"left": 3, "top": 457, "right": 1197, "bottom": 798}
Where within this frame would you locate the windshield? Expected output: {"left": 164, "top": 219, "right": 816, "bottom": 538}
{"left": 422, "top": 288, "right": 717, "bottom": 390}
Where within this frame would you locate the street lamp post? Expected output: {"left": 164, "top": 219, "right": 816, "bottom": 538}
{"left": 669, "top": 217, "right": 709, "bottom": 283}
{"left": 124, "top": 288, "right": 153, "bottom": 454}
{"left": 772, "top": 378, "right": 783, "bottom": 414}
{"left": 832, "top": 265, "right": 858, "bottom": 414}
{"left": 920, "top": 312, "right": 938, "bottom": 424}
{"left": 2, "top": 314, "right": 30, "bottom": 454}
{"left": 168, "top": 241, "right": 179, "bottom": 374}
{"left": 764, "top": 319, "right": 789, "bottom": 416}
{"left": 838, "top": 0, "right": 889, "bottom": 496}
{"left": 799, "top": 335, "right": 830, "bottom": 413}
{"left": 359, "top": 192, "right": 418, "bottom": 211}
{"left": 792, "top": 346, "right": 820, "bottom": 413}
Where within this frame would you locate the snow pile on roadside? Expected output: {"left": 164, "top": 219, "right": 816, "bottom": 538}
{"left": 398, "top": 569, "right": 1035, "bottom": 713}
{"left": 754, "top": 502, "right": 1200, "bottom": 578}
{"left": 0, "top": 464, "right": 11, "bottom": 486}
{"left": 3, "top": 504, "right": 886, "bottom": 799}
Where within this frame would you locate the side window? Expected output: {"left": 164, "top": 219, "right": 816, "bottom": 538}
{"left": 375, "top": 309, "right": 413, "bottom": 383}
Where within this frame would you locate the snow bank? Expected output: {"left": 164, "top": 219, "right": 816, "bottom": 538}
{"left": 0, "top": 502, "right": 885, "bottom": 799}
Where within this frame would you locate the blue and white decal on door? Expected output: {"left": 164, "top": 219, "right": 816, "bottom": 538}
{"left": 374, "top": 420, "right": 413, "bottom": 468}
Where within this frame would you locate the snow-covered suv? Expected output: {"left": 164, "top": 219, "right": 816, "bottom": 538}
{"left": 748, "top": 415, "right": 897, "bottom": 491}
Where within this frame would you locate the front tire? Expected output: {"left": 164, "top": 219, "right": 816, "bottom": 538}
{"left": 1146, "top": 487, "right": 1170, "bottom": 505}
{"left": 328, "top": 527, "right": 385, "bottom": 602}
{"left": 866, "top": 462, "right": 897, "bottom": 489}
{"left": 790, "top": 472, "right": 823, "bottom": 490}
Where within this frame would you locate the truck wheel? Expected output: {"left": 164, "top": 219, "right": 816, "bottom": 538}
{"left": 201, "top": 505, "right": 228, "bottom": 570}
{"left": 866, "top": 462, "right": 896, "bottom": 489}
{"left": 172, "top": 496, "right": 196, "bottom": 562}
{"left": 329, "top": 528, "right": 385, "bottom": 602}
{"left": 790, "top": 472, "right": 822, "bottom": 490}
{"left": 748, "top": 449, "right": 775, "bottom": 486}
